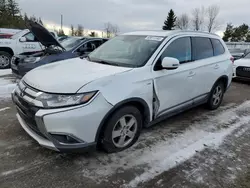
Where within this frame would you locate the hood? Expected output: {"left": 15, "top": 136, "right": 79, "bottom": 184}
{"left": 234, "top": 58, "right": 250, "bottom": 67}
{"left": 23, "top": 58, "right": 133, "bottom": 93}
{"left": 27, "top": 21, "right": 65, "bottom": 50}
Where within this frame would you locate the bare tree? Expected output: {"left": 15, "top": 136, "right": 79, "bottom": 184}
{"left": 104, "top": 22, "right": 119, "bottom": 38}
{"left": 111, "top": 24, "right": 119, "bottom": 36}
{"left": 192, "top": 6, "right": 205, "bottom": 31}
{"left": 206, "top": 5, "right": 220, "bottom": 32}
{"left": 104, "top": 22, "right": 113, "bottom": 38}
{"left": 176, "top": 13, "right": 189, "bottom": 30}
{"left": 76, "top": 24, "right": 84, "bottom": 36}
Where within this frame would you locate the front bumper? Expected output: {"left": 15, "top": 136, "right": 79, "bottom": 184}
{"left": 233, "top": 65, "right": 250, "bottom": 81}
{"left": 12, "top": 91, "right": 113, "bottom": 153}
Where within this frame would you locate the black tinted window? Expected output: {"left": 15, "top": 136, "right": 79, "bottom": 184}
{"left": 161, "top": 37, "right": 191, "bottom": 63}
{"left": 211, "top": 39, "right": 225, "bottom": 56}
{"left": 192, "top": 37, "right": 213, "bottom": 60}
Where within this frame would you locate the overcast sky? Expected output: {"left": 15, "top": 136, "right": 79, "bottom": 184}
{"left": 17, "top": 0, "right": 250, "bottom": 34}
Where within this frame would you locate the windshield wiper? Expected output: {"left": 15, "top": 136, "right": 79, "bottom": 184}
{"left": 92, "top": 59, "right": 119, "bottom": 66}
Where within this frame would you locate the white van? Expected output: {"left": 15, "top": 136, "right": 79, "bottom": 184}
{"left": 12, "top": 30, "right": 233, "bottom": 153}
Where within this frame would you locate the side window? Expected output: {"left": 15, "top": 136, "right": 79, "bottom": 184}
{"left": 89, "top": 40, "right": 103, "bottom": 49}
{"left": 192, "top": 37, "right": 213, "bottom": 60}
{"left": 77, "top": 40, "right": 102, "bottom": 53}
{"left": 161, "top": 37, "right": 191, "bottom": 63}
{"left": 22, "top": 32, "right": 37, "bottom": 42}
{"left": 211, "top": 38, "right": 225, "bottom": 56}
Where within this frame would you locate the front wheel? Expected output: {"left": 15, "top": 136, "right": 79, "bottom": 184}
{"left": 206, "top": 81, "right": 225, "bottom": 110}
{"left": 101, "top": 106, "right": 142, "bottom": 153}
{"left": 0, "top": 51, "right": 11, "bottom": 69}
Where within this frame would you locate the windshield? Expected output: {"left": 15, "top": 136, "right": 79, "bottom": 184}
{"left": 88, "top": 35, "right": 164, "bottom": 67}
{"left": 244, "top": 53, "right": 250, "bottom": 59}
{"left": 61, "top": 37, "right": 85, "bottom": 50}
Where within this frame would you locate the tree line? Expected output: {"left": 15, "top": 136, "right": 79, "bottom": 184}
{"left": 2, "top": 0, "right": 249, "bottom": 41}
{"left": 0, "top": 0, "right": 43, "bottom": 29}
{"left": 223, "top": 23, "right": 250, "bottom": 42}
{"left": 162, "top": 5, "right": 221, "bottom": 32}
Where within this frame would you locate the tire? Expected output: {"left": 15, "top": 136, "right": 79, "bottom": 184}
{"left": 101, "top": 106, "right": 142, "bottom": 153}
{"left": 206, "top": 81, "right": 225, "bottom": 110}
{"left": 0, "top": 51, "right": 11, "bottom": 69}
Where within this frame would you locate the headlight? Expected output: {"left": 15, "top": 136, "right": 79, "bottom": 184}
{"left": 24, "top": 57, "right": 41, "bottom": 63}
{"left": 36, "top": 91, "right": 98, "bottom": 108}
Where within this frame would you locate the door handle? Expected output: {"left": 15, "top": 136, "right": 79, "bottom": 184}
{"left": 188, "top": 71, "right": 196, "bottom": 77}
{"left": 214, "top": 64, "right": 219, "bottom": 69}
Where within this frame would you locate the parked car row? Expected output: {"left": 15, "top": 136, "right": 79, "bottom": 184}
{"left": 0, "top": 25, "right": 58, "bottom": 69}
{"left": 11, "top": 28, "right": 233, "bottom": 153}
{"left": 10, "top": 22, "right": 108, "bottom": 77}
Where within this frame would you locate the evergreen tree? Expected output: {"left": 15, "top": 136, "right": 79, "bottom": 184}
{"left": 231, "top": 24, "right": 249, "bottom": 42}
{"left": 0, "top": 0, "right": 8, "bottom": 27}
{"left": 162, "top": 9, "right": 177, "bottom": 30}
{"left": 246, "top": 32, "right": 250, "bottom": 42}
{"left": 222, "top": 23, "right": 234, "bottom": 42}
{"left": 7, "top": 0, "right": 19, "bottom": 17}
{"left": 24, "top": 13, "right": 28, "bottom": 24}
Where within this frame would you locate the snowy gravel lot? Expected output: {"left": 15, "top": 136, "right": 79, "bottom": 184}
{"left": 0, "top": 71, "right": 250, "bottom": 188}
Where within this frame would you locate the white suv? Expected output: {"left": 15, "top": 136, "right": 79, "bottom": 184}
{"left": 12, "top": 31, "right": 233, "bottom": 153}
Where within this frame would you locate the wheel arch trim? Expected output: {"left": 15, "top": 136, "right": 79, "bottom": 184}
{"left": 95, "top": 97, "right": 150, "bottom": 143}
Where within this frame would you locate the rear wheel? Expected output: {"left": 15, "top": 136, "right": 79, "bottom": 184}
{"left": 0, "top": 51, "right": 11, "bottom": 69}
{"left": 206, "top": 81, "right": 225, "bottom": 110}
{"left": 101, "top": 106, "right": 142, "bottom": 153}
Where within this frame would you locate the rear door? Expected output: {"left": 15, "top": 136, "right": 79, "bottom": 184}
{"left": 189, "top": 37, "right": 215, "bottom": 102}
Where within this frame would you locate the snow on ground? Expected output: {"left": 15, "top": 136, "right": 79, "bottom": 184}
{"left": 0, "top": 69, "right": 12, "bottom": 77}
{"left": 0, "top": 77, "right": 16, "bottom": 99}
{"left": 0, "top": 107, "right": 10, "bottom": 112}
{"left": 72, "top": 101, "right": 250, "bottom": 187}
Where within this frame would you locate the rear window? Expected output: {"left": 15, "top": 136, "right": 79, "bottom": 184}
{"left": 211, "top": 39, "right": 225, "bottom": 56}
{"left": 192, "top": 37, "right": 213, "bottom": 60}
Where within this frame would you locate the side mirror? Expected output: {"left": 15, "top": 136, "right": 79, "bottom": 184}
{"left": 19, "top": 37, "right": 26, "bottom": 42}
{"left": 161, "top": 57, "right": 179, "bottom": 70}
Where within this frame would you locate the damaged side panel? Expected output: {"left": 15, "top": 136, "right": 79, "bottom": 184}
{"left": 152, "top": 83, "right": 160, "bottom": 119}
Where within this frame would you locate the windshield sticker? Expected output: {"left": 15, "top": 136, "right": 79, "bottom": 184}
{"left": 145, "top": 36, "right": 164, "bottom": 41}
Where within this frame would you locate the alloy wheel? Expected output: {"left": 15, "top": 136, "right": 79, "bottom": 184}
{"left": 0, "top": 55, "right": 10, "bottom": 68}
{"left": 212, "top": 85, "right": 222, "bottom": 106}
{"left": 112, "top": 114, "right": 138, "bottom": 148}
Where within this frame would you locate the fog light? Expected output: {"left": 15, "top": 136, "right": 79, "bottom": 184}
{"left": 50, "top": 134, "right": 81, "bottom": 144}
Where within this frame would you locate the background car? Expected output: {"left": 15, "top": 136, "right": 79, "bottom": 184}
{"left": 233, "top": 52, "right": 250, "bottom": 80}
{"left": 11, "top": 21, "right": 108, "bottom": 77}
{"left": 229, "top": 48, "right": 245, "bottom": 60}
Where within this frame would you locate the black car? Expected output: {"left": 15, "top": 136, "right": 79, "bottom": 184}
{"left": 11, "top": 21, "right": 108, "bottom": 77}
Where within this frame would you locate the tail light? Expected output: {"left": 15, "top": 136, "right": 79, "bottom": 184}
{"left": 230, "top": 57, "right": 234, "bottom": 64}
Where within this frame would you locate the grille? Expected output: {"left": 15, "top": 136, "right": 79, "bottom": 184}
{"left": 236, "top": 66, "right": 250, "bottom": 78}
{"left": 13, "top": 82, "right": 47, "bottom": 139}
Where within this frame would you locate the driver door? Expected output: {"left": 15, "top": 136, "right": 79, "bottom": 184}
{"left": 20, "top": 32, "right": 44, "bottom": 54}
{"left": 152, "top": 36, "right": 196, "bottom": 117}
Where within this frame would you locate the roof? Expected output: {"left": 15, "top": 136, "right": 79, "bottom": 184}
{"left": 123, "top": 30, "right": 220, "bottom": 38}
